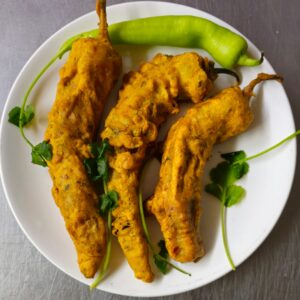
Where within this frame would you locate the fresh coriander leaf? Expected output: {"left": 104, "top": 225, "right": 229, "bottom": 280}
{"left": 97, "top": 157, "right": 108, "bottom": 182}
{"left": 89, "top": 143, "right": 102, "bottom": 158}
{"left": 205, "top": 182, "right": 223, "bottom": 200}
{"left": 107, "top": 190, "right": 118, "bottom": 209}
{"left": 8, "top": 107, "right": 21, "bottom": 126}
{"left": 210, "top": 161, "right": 229, "bottom": 187}
{"left": 85, "top": 141, "right": 112, "bottom": 182}
{"left": 99, "top": 190, "right": 118, "bottom": 216}
{"left": 84, "top": 157, "right": 108, "bottom": 182}
{"left": 35, "top": 141, "right": 52, "bottom": 160}
{"left": 210, "top": 160, "right": 249, "bottom": 188}
{"left": 89, "top": 140, "right": 112, "bottom": 158}
{"left": 154, "top": 255, "right": 167, "bottom": 274}
{"left": 8, "top": 105, "right": 35, "bottom": 127}
{"left": 221, "top": 150, "right": 246, "bottom": 163}
{"left": 225, "top": 185, "right": 246, "bottom": 207}
{"left": 154, "top": 240, "right": 169, "bottom": 274}
{"left": 233, "top": 162, "right": 249, "bottom": 179}
{"left": 31, "top": 150, "right": 47, "bottom": 167}
{"left": 220, "top": 151, "right": 249, "bottom": 181}
{"left": 31, "top": 141, "right": 52, "bottom": 167}
{"left": 24, "top": 104, "right": 35, "bottom": 125}
{"left": 210, "top": 161, "right": 236, "bottom": 188}
{"left": 83, "top": 158, "right": 101, "bottom": 181}
{"left": 99, "top": 139, "right": 112, "bottom": 157}
{"left": 99, "top": 194, "right": 111, "bottom": 216}
{"left": 158, "top": 240, "right": 168, "bottom": 258}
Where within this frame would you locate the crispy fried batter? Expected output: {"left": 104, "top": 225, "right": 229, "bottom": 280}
{"left": 44, "top": 1, "right": 121, "bottom": 278}
{"left": 147, "top": 73, "right": 282, "bottom": 263}
{"left": 101, "top": 52, "right": 216, "bottom": 282}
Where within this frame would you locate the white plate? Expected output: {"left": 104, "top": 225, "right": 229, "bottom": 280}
{"left": 0, "top": 1, "right": 296, "bottom": 297}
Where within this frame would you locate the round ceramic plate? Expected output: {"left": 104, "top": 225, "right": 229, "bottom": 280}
{"left": 0, "top": 1, "right": 296, "bottom": 297}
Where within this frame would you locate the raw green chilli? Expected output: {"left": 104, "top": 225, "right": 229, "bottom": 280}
{"left": 60, "top": 15, "right": 263, "bottom": 69}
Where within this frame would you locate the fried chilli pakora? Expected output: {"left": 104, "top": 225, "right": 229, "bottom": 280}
{"left": 44, "top": 0, "right": 122, "bottom": 278}
{"left": 147, "top": 73, "right": 282, "bottom": 263}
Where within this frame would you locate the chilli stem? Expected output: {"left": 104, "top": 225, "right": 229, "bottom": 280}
{"left": 214, "top": 68, "right": 240, "bottom": 84}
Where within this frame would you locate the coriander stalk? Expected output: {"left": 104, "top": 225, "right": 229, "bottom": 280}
{"left": 18, "top": 36, "right": 75, "bottom": 147}
{"left": 236, "top": 130, "right": 300, "bottom": 164}
{"left": 138, "top": 190, "right": 155, "bottom": 253}
{"left": 90, "top": 212, "right": 112, "bottom": 289}
{"left": 19, "top": 53, "right": 62, "bottom": 148}
{"left": 220, "top": 199, "right": 236, "bottom": 271}
{"left": 18, "top": 50, "right": 68, "bottom": 165}
{"left": 90, "top": 181, "right": 112, "bottom": 289}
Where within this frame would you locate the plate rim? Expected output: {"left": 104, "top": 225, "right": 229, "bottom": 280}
{"left": 0, "top": 1, "right": 297, "bottom": 297}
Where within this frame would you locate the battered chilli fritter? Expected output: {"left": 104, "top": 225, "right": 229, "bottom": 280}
{"left": 44, "top": 0, "right": 121, "bottom": 278}
{"left": 101, "top": 52, "right": 217, "bottom": 282}
{"left": 147, "top": 73, "right": 282, "bottom": 263}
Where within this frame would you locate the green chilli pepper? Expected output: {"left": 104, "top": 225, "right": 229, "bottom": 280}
{"left": 59, "top": 15, "right": 264, "bottom": 69}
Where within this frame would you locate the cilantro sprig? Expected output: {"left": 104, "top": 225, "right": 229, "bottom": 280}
{"left": 8, "top": 104, "right": 35, "bottom": 127}
{"left": 206, "top": 150, "right": 248, "bottom": 270}
{"left": 83, "top": 141, "right": 112, "bottom": 182}
{"left": 205, "top": 130, "right": 300, "bottom": 270}
{"left": 31, "top": 141, "right": 53, "bottom": 167}
{"left": 7, "top": 38, "right": 74, "bottom": 166}
{"left": 87, "top": 140, "right": 119, "bottom": 289}
{"left": 153, "top": 240, "right": 169, "bottom": 274}
{"left": 139, "top": 162, "right": 191, "bottom": 276}
{"left": 99, "top": 190, "right": 118, "bottom": 216}
{"left": 8, "top": 102, "right": 52, "bottom": 167}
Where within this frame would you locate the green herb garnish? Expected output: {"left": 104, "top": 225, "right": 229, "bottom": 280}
{"left": 139, "top": 163, "right": 191, "bottom": 276}
{"left": 8, "top": 103, "right": 51, "bottom": 167}
{"left": 8, "top": 104, "right": 35, "bottom": 127}
{"left": 84, "top": 141, "right": 112, "bottom": 181}
{"left": 153, "top": 240, "right": 169, "bottom": 274}
{"left": 205, "top": 150, "right": 248, "bottom": 270}
{"left": 31, "top": 141, "right": 53, "bottom": 167}
{"left": 99, "top": 190, "right": 118, "bottom": 216}
{"left": 205, "top": 130, "right": 300, "bottom": 270}
{"left": 88, "top": 140, "right": 118, "bottom": 289}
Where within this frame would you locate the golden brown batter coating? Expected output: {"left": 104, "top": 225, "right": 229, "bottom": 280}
{"left": 147, "top": 73, "right": 282, "bottom": 263}
{"left": 45, "top": 1, "right": 121, "bottom": 278}
{"left": 101, "top": 53, "right": 216, "bottom": 282}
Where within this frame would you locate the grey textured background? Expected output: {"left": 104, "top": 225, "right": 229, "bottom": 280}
{"left": 0, "top": 0, "right": 299, "bottom": 299}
